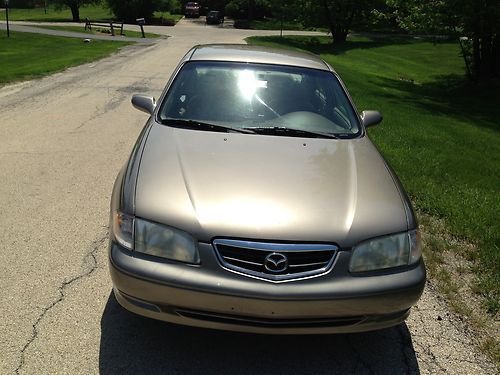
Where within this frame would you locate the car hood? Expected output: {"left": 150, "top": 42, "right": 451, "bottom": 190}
{"left": 135, "top": 124, "right": 408, "bottom": 247}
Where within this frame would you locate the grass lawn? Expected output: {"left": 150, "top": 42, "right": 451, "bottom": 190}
{"left": 36, "top": 25, "right": 163, "bottom": 39}
{"left": 153, "top": 11, "right": 184, "bottom": 23}
{"left": 7, "top": 4, "right": 113, "bottom": 22}
{"left": 247, "top": 35, "right": 500, "bottom": 316}
{"left": 249, "top": 18, "right": 326, "bottom": 32}
{"left": 0, "top": 31, "right": 130, "bottom": 84}
{"left": 7, "top": 5, "right": 183, "bottom": 24}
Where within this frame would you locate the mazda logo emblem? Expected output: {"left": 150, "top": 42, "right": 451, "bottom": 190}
{"left": 264, "top": 252, "right": 288, "bottom": 273}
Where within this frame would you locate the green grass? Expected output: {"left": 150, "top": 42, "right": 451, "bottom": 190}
{"left": 7, "top": 4, "right": 113, "bottom": 22}
{"left": 247, "top": 35, "right": 500, "bottom": 315}
{"left": 249, "top": 19, "right": 305, "bottom": 31}
{"left": 153, "top": 11, "right": 184, "bottom": 23}
{"left": 249, "top": 18, "right": 326, "bottom": 32}
{"left": 7, "top": 5, "right": 183, "bottom": 25}
{"left": 36, "top": 25, "right": 163, "bottom": 39}
{"left": 0, "top": 31, "right": 130, "bottom": 84}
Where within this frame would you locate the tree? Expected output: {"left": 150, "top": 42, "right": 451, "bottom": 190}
{"left": 225, "top": 0, "right": 271, "bottom": 20}
{"left": 385, "top": 0, "right": 500, "bottom": 82}
{"left": 322, "top": 0, "right": 371, "bottom": 44}
{"left": 289, "top": 0, "right": 379, "bottom": 44}
{"left": 51, "top": 0, "right": 102, "bottom": 22}
{"left": 106, "top": 0, "right": 160, "bottom": 23}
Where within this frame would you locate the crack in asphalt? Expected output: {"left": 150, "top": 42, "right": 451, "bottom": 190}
{"left": 14, "top": 232, "right": 108, "bottom": 375}
{"left": 72, "top": 78, "right": 154, "bottom": 133}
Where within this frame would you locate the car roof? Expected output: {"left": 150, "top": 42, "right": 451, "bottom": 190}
{"left": 188, "top": 44, "right": 332, "bottom": 72}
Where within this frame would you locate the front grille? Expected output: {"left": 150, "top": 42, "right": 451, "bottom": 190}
{"left": 213, "top": 239, "right": 337, "bottom": 282}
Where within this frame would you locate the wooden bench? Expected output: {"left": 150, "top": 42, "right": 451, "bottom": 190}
{"left": 84, "top": 18, "right": 124, "bottom": 36}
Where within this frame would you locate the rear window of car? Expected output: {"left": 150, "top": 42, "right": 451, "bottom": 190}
{"left": 158, "top": 61, "right": 361, "bottom": 137}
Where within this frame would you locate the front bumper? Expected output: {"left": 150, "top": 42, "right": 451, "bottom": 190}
{"left": 109, "top": 241, "right": 425, "bottom": 334}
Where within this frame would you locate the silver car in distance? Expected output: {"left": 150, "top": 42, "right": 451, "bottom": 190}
{"left": 109, "top": 44, "right": 425, "bottom": 334}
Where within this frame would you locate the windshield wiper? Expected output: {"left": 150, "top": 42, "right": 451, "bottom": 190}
{"left": 160, "top": 118, "right": 254, "bottom": 134}
{"left": 242, "top": 126, "right": 338, "bottom": 139}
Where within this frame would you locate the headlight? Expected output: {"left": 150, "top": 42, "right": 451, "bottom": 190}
{"left": 112, "top": 212, "right": 200, "bottom": 264}
{"left": 112, "top": 211, "right": 134, "bottom": 250}
{"left": 135, "top": 218, "right": 200, "bottom": 264}
{"left": 349, "top": 230, "right": 422, "bottom": 273}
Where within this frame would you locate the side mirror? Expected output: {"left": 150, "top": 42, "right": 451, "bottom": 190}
{"left": 360, "top": 110, "right": 383, "bottom": 128}
{"left": 132, "top": 94, "right": 156, "bottom": 115}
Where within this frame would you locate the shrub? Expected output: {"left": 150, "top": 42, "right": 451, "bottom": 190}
{"left": 106, "top": 0, "right": 159, "bottom": 23}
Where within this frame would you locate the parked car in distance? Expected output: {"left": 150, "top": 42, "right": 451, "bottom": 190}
{"left": 109, "top": 44, "right": 426, "bottom": 334}
{"left": 206, "top": 10, "right": 224, "bottom": 24}
{"left": 184, "top": 2, "right": 200, "bottom": 18}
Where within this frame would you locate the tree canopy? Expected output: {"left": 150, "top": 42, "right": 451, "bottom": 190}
{"left": 302, "top": 0, "right": 379, "bottom": 44}
{"left": 51, "top": 0, "right": 102, "bottom": 22}
{"left": 106, "top": 0, "right": 160, "bottom": 23}
{"left": 385, "top": 0, "right": 500, "bottom": 81}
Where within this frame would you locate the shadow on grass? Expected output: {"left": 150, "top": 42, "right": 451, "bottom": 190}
{"left": 251, "top": 36, "right": 499, "bottom": 133}
{"left": 248, "top": 35, "right": 418, "bottom": 55}
{"left": 372, "top": 74, "right": 500, "bottom": 133}
{"left": 99, "top": 292, "right": 420, "bottom": 374}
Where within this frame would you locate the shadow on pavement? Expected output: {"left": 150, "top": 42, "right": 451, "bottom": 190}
{"left": 183, "top": 16, "right": 231, "bottom": 28}
{"left": 99, "top": 292, "right": 420, "bottom": 374}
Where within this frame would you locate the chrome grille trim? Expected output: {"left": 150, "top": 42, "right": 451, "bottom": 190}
{"left": 213, "top": 239, "right": 338, "bottom": 282}
{"left": 222, "top": 256, "right": 262, "bottom": 266}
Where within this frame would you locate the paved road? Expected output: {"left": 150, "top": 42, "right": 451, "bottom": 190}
{"left": 0, "top": 23, "right": 157, "bottom": 43}
{"left": 0, "top": 18, "right": 495, "bottom": 374}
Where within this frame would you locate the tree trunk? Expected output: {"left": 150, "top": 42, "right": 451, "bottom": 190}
{"left": 333, "top": 26, "right": 348, "bottom": 44}
{"left": 70, "top": 4, "right": 80, "bottom": 23}
{"left": 472, "top": 37, "right": 481, "bottom": 80}
{"left": 493, "top": 35, "right": 500, "bottom": 79}
{"left": 473, "top": 34, "right": 500, "bottom": 82}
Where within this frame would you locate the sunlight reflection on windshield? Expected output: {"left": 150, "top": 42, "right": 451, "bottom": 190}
{"left": 237, "top": 70, "right": 267, "bottom": 101}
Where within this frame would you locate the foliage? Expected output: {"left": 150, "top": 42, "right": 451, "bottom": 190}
{"left": 384, "top": 0, "right": 500, "bottom": 82}
{"left": 157, "top": 0, "right": 182, "bottom": 13}
{"left": 225, "top": 0, "right": 381, "bottom": 41}
{"left": 301, "top": 1, "right": 379, "bottom": 44}
{"left": 7, "top": 4, "right": 112, "bottom": 22}
{"left": 8, "top": 0, "right": 38, "bottom": 8}
{"left": 106, "top": 0, "right": 159, "bottom": 23}
{"left": 225, "top": 0, "right": 271, "bottom": 20}
{"left": 259, "top": 0, "right": 382, "bottom": 44}
{"left": 50, "top": 0, "right": 103, "bottom": 22}
{"left": 203, "top": 0, "right": 228, "bottom": 12}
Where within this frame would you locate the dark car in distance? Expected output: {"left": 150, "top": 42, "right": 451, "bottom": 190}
{"left": 206, "top": 10, "right": 224, "bottom": 24}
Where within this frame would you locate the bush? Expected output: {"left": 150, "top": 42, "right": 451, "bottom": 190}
{"left": 106, "top": 0, "right": 159, "bottom": 23}
{"left": 225, "top": 1, "right": 246, "bottom": 19}
{"left": 233, "top": 19, "right": 251, "bottom": 29}
{"left": 157, "top": 0, "right": 181, "bottom": 14}
{"left": 225, "top": 0, "right": 271, "bottom": 20}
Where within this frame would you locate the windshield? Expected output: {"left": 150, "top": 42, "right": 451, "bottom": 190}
{"left": 158, "top": 61, "right": 361, "bottom": 138}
